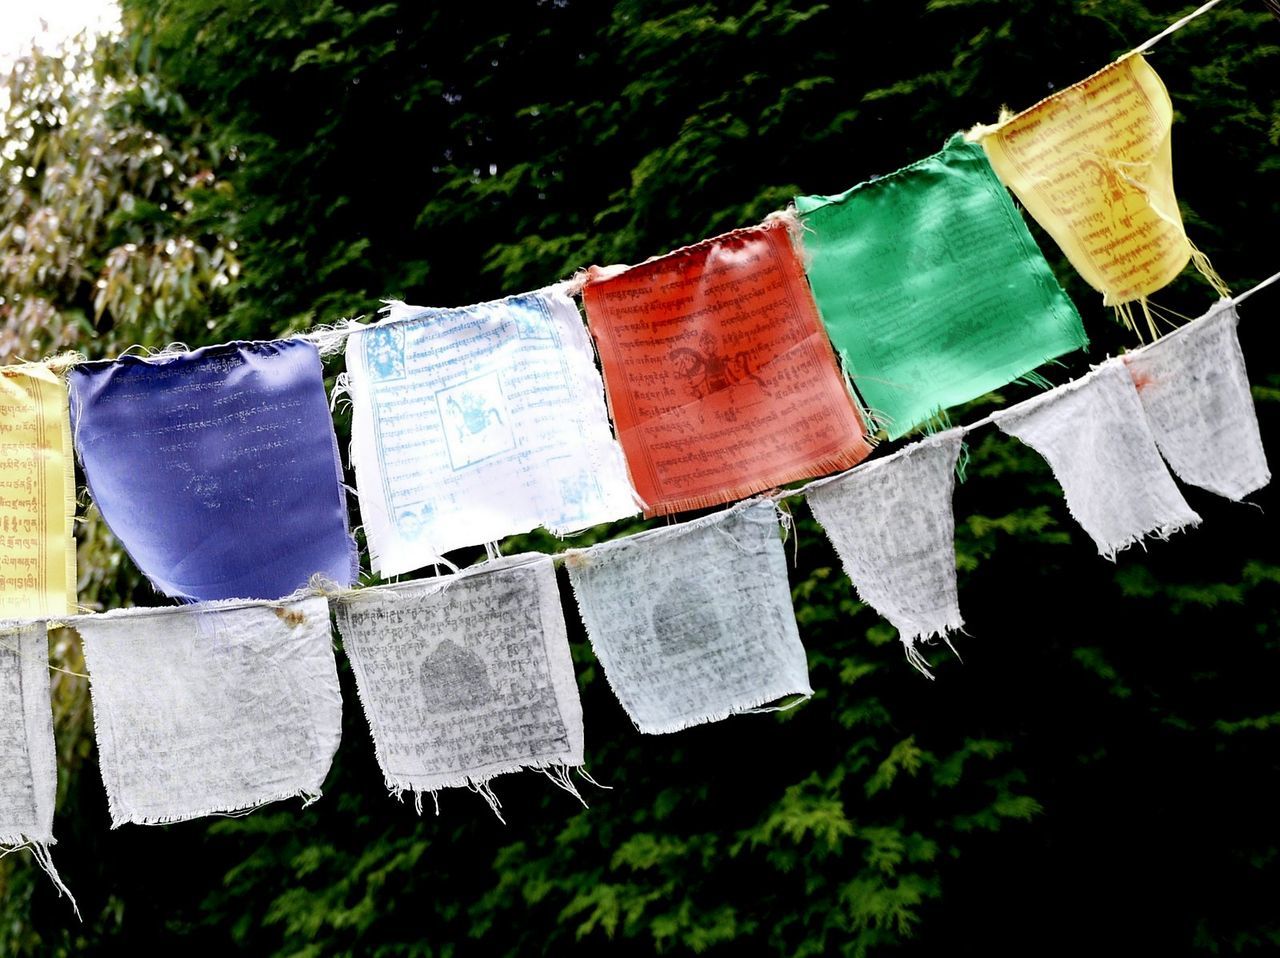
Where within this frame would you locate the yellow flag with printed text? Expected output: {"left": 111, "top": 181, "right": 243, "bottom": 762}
{"left": 977, "top": 54, "right": 1226, "bottom": 318}
{"left": 0, "top": 365, "right": 76, "bottom": 618}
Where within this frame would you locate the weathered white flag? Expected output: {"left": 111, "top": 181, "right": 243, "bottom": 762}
{"left": 0, "top": 621, "right": 76, "bottom": 913}
{"left": 75, "top": 596, "right": 342, "bottom": 827}
{"left": 1126, "top": 300, "right": 1269, "bottom": 501}
{"left": 994, "top": 361, "right": 1200, "bottom": 559}
{"left": 565, "top": 500, "right": 811, "bottom": 734}
{"left": 806, "top": 429, "right": 966, "bottom": 677}
{"left": 332, "top": 554, "right": 586, "bottom": 818}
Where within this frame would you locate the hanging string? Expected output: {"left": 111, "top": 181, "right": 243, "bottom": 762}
{"left": 1129, "top": 0, "right": 1227, "bottom": 55}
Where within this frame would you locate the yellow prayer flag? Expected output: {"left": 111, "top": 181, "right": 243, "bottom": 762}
{"left": 0, "top": 364, "right": 76, "bottom": 617}
{"left": 976, "top": 54, "right": 1226, "bottom": 322}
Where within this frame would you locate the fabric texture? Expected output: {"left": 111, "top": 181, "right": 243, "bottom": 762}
{"left": 795, "top": 133, "right": 1088, "bottom": 440}
{"left": 994, "top": 361, "right": 1200, "bottom": 558}
{"left": 0, "top": 365, "right": 76, "bottom": 617}
{"left": 69, "top": 340, "right": 357, "bottom": 601}
{"left": 978, "top": 54, "right": 1215, "bottom": 307}
{"left": 0, "top": 620, "right": 75, "bottom": 910}
{"left": 1126, "top": 300, "right": 1269, "bottom": 501}
{"left": 565, "top": 499, "right": 811, "bottom": 734}
{"left": 75, "top": 595, "right": 342, "bottom": 827}
{"left": 581, "top": 220, "right": 871, "bottom": 515}
{"left": 806, "top": 430, "right": 966, "bottom": 677}
{"left": 345, "top": 286, "right": 637, "bottom": 575}
{"left": 333, "top": 554, "right": 585, "bottom": 814}
{"left": 0, "top": 622, "right": 57, "bottom": 845}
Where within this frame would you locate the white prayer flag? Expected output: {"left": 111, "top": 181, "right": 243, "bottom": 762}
{"left": 565, "top": 500, "right": 811, "bottom": 734}
{"left": 1126, "top": 300, "right": 1269, "bottom": 501}
{"left": 75, "top": 596, "right": 342, "bottom": 827}
{"left": 994, "top": 361, "right": 1200, "bottom": 559}
{"left": 806, "top": 430, "right": 965, "bottom": 677}
{"left": 0, "top": 621, "right": 75, "bottom": 910}
{"left": 346, "top": 286, "right": 639, "bottom": 575}
{"left": 332, "top": 554, "right": 585, "bottom": 816}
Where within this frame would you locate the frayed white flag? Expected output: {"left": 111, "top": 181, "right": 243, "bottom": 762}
{"left": 332, "top": 554, "right": 587, "bottom": 820}
{"left": 565, "top": 500, "right": 811, "bottom": 734}
{"left": 1126, "top": 300, "right": 1269, "bottom": 501}
{"left": 74, "top": 596, "right": 342, "bottom": 827}
{"left": 806, "top": 429, "right": 965, "bottom": 677}
{"left": 994, "top": 361, "right": 1200, "bottom": 559}
{"left": 0, "top": 622, "right": 77, "bottom": 915}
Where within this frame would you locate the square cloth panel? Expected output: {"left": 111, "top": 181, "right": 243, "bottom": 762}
{"left": 581, "top": 220, "right": 871, "bottom": 515}
{"left": 69, "top": 340, "right": 357, "bottom": 602}
{"left": 0, "top": 365, "right": 76, "bottom": 617}
{"left": 806, "top": 429, "right": 965, "bottom": 678}
{"left": 994, "top": 361, "right": 1200, "bottom": 559}
{"left": 796, "top": 133, "right": 1088, "bottom": 441}
{"left": 333, "top": 553, "right": 584, "bottom": 810}
{"left": 1125, "top": 300, "right": 1269, "bottom": 501}
{"left": 565, "top": 499, "right": 811, "bottom": 734}
{"left": 75, "top": 595, "right": 342, "bottom": 827}
{"left": 345, "top": 286, "right": 637, "bottom": 575}
{"left": 978, "top": 54, "right": 1209, "bottom": 307}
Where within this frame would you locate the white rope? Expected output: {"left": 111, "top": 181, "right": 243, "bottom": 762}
{"left": 1129, "top": 0, "right": 1227, "bottom": 55}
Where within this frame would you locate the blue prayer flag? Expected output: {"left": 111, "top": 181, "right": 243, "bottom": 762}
{"left": 69, "top": 340, "right": 357, "bottom": 601}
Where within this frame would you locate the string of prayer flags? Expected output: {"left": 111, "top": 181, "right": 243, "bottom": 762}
{"left": 0, "top": 365, "right": 76, "bottom": 618}
{"left": 806, "top": 430, "right": 966, "bottom": 678}
{"left": 993, "top": 361, "right": 1201, "bottom": 559}
{"left": 0, "top": 622, "right": 77, "bottom": 912}
{"left": 975, "top": 54, "right": 1228, "bottom": 327}
{"left": 68, "top": 340, "right": 358, "bottom": 602}
{"left": 1125, "top": 300, "right": 1270, "bottom": 501}
{"left": 795, "top": 133, "right": 1089, "bottom": 441}
{"left": 565, "top": 500, "right": 811, "bottom": 734}
{"left": 345, "top": 287, "right": 638, "bottom": 576}
{"left": 332, "top": 554, "right": 586, "bottom": 818}
{"left": 74, "top": 596, "right": 342, "bottom": 827}
{"left": 581, "top": 219, "right": 872, "bottom": 516}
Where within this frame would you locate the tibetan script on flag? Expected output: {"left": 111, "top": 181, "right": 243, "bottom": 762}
{"left": 0, "top": 365, "right": 75, "bottom": 617}
{"left": 796, "top": 134, "right": 1088, "bottom": 440}
{"left": 582, "top": 220, "right": 871, "bottom": 516}
{"left": 977, "top": 55, "right": 1218, "bottom": 307}
{"left": 346, "top": 287, "right": 637, "bottom": 575}
{"left": 69, "top": 340, "right": 357, "bottom": 602}
{"left": 333, "top": 554, "right": 584, "bottom": 808}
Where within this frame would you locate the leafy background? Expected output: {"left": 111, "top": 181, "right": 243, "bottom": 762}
{"left": 2, "top": 1, "right": 1278, "bottom": 954}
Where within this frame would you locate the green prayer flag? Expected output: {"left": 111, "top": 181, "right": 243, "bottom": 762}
{"left": 795, "top": 133, "right": 1089, "bottom": 440}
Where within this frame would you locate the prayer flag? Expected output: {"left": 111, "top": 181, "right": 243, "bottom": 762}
{"left": 565, "top": 500, "right": 811, "bottom": 733}
{"left": 796, "top": 133, "right": 1089, "bottom": 440}
{"left": 976, "top": 54, "right": 1227, "bottom": 316}
{"left": 0, "top": 621, "right": 76, "bottom": 910}
{"left": 75, "top": 595, "right": 342, "bottom": 826}
{"left": 0, "top": 365, "right": 76, "bottom": 617}
{"left": 333, "top": 554, "right": 586, "bottom": 815}
{"left": 69, "top": 340, "right": 357, "bottom": 601}
{"left": 994, "top": 361, "right": 1200, "bottom": 558}
{"left": 345, "top": 287, "right": 637, "bottom": 575}
{"left": 1126, "top": 300, "right": 1269, "bottom": 501}
{"left": 806, "top": 430, "right": 966, "bottom": 677}
{"left": 581, "top": 220, "right": 871, "bottom": 515}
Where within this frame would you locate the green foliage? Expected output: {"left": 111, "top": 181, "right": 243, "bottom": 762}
{"left": 2, "top": 1, "right": 1279, "bottom": 955}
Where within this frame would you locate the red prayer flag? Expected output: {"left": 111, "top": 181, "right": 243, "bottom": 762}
{"left": 583, "top": 221, "right": 871, "bottom": 515}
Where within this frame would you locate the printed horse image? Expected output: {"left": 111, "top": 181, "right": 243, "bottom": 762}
{"left": 669, "top": 332, "right": 768, "bottom": 399}
{"left": 444, "top": 393, "right": 504, "bottom": 444}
